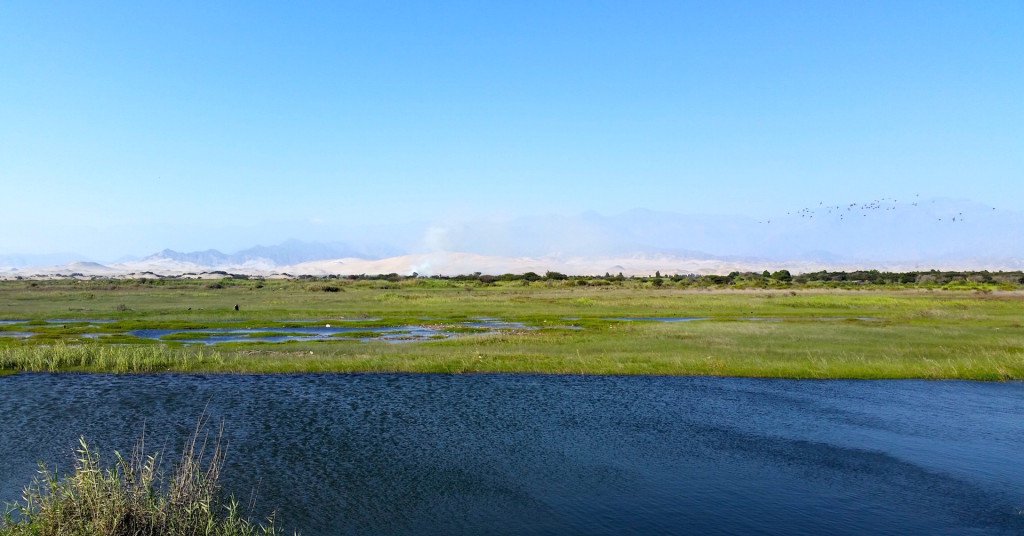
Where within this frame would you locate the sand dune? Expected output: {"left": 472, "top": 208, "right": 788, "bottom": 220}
{"left": 286, "top": 252, "right": 845, "bottom": 277}
{"left": 5, "top": 250, "right": 1017, "bottom": 280}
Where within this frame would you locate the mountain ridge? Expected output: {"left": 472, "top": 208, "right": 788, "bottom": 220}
{"left": 143, "top": 239, "right": 394, "bottom": 266}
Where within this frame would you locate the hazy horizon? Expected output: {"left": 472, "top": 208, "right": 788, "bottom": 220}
{"left": 2, "top": 2, "right": 1021, "bottom": 265}
{"left": 2, "top": 196, "right": 1022, "bottom": 271}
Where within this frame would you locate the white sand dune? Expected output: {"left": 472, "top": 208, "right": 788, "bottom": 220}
{"left": 286, "top": 252, "right": 836, "bottom": 277}
{"left": 1, "top": 251, "right": 1020, "bottom": 280}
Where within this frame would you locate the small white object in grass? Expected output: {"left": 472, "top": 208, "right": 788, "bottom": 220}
{"left": 325, "top": 323, "right": 331, "bottom": 328}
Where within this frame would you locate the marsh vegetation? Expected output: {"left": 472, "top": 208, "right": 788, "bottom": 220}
{"left": 0, "top": 419, "right": 282, "bottom": 536}
{"left": 0, "top": 277, "right": 1022, "bottom": 379}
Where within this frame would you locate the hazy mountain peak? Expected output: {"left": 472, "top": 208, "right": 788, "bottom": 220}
{"left": 141, "top": 240, "right": 397, "bottom": 267}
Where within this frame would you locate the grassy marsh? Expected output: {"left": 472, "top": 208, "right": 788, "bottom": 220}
{"left": 0, "top": 278, "right": 1022, "bottom": 379}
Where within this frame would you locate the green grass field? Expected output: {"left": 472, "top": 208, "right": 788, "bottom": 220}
{"left": 1, "top": 278, "right": 1022, "bottom": 379}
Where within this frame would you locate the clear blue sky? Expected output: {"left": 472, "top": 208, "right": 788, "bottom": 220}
{"left": 1, "top": 1, "right": 1021, "bottom": 257}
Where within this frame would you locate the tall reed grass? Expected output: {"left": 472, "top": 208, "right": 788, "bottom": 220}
{"left": 1, "top": 419, "right": 286, "bottom": 536}
{"left": 0, "top": 343, "right": 223, "bottom": 373}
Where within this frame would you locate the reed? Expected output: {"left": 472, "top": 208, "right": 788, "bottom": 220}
{"left": 0, "top": 343, "right": 224, "bottom": 373}
{"left": 1, "top": 418, "right": 286, "bottom": 536}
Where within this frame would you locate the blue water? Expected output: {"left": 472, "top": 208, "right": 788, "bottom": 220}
{"left": 128, "top": 326, "right": 452, "bottom": 344}
{"left": 44, "top": 318, "right": 117, "bottom": 324}
{"left": 1, "top": 374, "right": 1022, "bottom": 535}
{"left": 2, "top": 319, "right": 532, "bottom": 343}
{"left": 127, "top": 320, "right": 530, "bottom": 345}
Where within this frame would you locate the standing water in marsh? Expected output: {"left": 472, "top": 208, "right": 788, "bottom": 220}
{"left": 1, "top": 374, "right": 1022, "bottom": 535}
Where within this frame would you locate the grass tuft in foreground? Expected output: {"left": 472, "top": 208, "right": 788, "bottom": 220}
{"left": 1, "top": 419, "right": 285, "bottom": 536}
{"left": 0, "top": 343, "right": 224, "bottom": 373}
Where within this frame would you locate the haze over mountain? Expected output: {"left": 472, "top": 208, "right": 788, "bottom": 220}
{"left": 143, "top": 239, "right": 399, "bottom": 267}
{"left": 3, "top": 197, "right": 1021, "bottom": 276}
{"left": 413, "top": 197, "right": 1021, "bottom": 265}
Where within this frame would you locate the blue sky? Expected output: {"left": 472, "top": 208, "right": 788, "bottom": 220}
{"left": 1, "top": 1, "right": 1021, "bottom": 259}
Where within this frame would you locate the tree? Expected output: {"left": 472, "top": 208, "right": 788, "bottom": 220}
{"left": 771, "top": 270, "right": 792, "bottom": 282}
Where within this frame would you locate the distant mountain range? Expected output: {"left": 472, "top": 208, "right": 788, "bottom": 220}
{"left": 3, "top": 199, "right": 1022, "bottom": 276}
{"left": 142, "top": 239, "right": 397, "bottom": 267}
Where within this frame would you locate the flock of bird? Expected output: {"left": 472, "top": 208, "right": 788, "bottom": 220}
{"left": 757, "top": 194, "right": 997, "bottom": 225}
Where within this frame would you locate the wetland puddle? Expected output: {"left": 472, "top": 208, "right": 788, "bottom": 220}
{"left": 128, "top": 320, "right": 531, "bottom": 345}
{"left": 0, "top": 316, "right": 885, "bottom": 344}
{"left": 2, "top": 318, "right": 532, "bottom": 345}
{"left": 608, "top": 316, "right": 708, "bottom": 322}
{"left": 44, "top": 318, "right": 117, "bottom": 324}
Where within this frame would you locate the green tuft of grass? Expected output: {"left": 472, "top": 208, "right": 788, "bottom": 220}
{"left": 0, "top": 419, "right": 289, "bottom": 536}
{"left": 0, "top": 343, "right": 224, "bottom": 373}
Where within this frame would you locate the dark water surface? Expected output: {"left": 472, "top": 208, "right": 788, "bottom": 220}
{"left": 1, "top": 374, "right": 1021, "bottom": 535}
